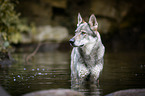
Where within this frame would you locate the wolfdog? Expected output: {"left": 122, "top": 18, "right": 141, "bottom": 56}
{"left": 69, "top": 13, "right": 105, "bottom": 84}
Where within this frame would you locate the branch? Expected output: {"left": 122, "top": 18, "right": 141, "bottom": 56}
{"left": 25, "top": 42, "right": 41, "bottom": 64}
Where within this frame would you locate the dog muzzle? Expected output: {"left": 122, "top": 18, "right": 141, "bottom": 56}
{"left": 69, "top": 38, "right": 84, "bottom": 47}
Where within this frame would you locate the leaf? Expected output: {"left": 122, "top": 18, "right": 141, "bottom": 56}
{"left": 10, "top": 32, "right": 21, "bottom": 44}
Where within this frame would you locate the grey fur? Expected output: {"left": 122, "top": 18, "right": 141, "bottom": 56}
{"left": 70, "top": 14, "right": 105, "bottom": 83}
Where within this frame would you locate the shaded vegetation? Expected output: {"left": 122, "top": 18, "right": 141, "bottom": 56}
{"left": 0, "top": 0, "right": 36, "bottom": 53}
{"left": 0, "top": 0, "right": 37, "bottom": 61}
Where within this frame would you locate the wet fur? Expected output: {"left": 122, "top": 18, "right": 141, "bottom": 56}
{"left": 70, "top": 13, "right": 105, "bottom": 83}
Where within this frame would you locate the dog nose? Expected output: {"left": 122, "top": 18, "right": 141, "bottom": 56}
{"left": 69, "top": 38, "right": 75, "bottom": 44}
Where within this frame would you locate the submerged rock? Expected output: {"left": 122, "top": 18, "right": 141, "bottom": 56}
{"left": 22, "top": 89, "right": 83, "bottom": 96}
{"left": 105, "top": 89, "right": 145, "bottom": 96}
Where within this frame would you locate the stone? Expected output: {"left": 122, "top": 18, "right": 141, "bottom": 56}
{"left": 36, "top": 25, "right": 69, "bottom": 42}
{"left": 91, "top": 0, "right": 131, "bottom": 20}
{"left": 105, "top": 89, "right": 145, "bottom": 96}
{"left": 20, "top": 25, "right": 69, "bottom": 43}
{"left": 97, "top": 18, "right": 112, "bottom": 34}
{"left": 0, "top": 86, "right": 10, "bottom": 96}
{"left": 90, "top": 0, "right": 132, "bottom": 33}
{"left": 91, "top": 0, "right": 117, "bottom": 19}
{"left": 22, "top": 89, "right": 84, "bottom": 96}
{"left": 43, "top": 0, "right": 67, "bottom": 8}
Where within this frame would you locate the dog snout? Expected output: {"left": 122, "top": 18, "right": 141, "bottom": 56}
{"left": 69, "top": 38, "right": 75, "bottom": 45}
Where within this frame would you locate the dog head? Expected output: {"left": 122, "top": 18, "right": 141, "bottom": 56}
{"left": 70, "top": 13, "right": 99, "bottom": 47}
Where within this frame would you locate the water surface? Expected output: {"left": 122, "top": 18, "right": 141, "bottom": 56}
{"left": 0, "top": 51, "right": 145, "bottom": 96}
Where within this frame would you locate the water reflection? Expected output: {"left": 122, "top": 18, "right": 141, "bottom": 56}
{"left": 0, "top": 51, "right": 145, "bottom": 96}
{"left": 71, "top": 79, "right": 102, "bottom": 96}
{"left": 0, "top": 51, "right": 71, "bottom": 96}
{"left": 100, "top": 52, "right": 145, "bottom": 95}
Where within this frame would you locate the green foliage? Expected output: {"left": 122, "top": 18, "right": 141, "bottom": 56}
{"left": 0, "top": 0, "right": 36, "bottom": 52}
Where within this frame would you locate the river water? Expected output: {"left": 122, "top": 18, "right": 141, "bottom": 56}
{"left": 0, "top": 51, "right": 145, "bottom": 96}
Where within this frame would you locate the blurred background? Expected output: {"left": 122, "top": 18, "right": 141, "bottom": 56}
{"left": 0, "top": 0, "right": 145, "bottom": 96}
{"left": 0, "top": 0, "right": 145, "bottom": 53}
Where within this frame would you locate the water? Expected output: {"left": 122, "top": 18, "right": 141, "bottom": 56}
{"left": 0, "top": 51, "right": 145, "bottom": 96}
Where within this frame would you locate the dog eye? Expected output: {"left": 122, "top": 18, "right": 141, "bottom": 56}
{"left": 81, "top": 32, "right": 86, "bottom": 35}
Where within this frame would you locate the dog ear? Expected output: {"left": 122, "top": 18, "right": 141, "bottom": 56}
{"left": 89, "top": 14, "right": 98, "bottom": 31}
{"left": 77, "top": 13, "right": 83, "bottom": 26}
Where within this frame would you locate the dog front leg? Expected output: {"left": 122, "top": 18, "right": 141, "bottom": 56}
{"left": 91, "top": 63, "right": 103, "bottom": 82}
{"left": 77, "top": 64, "right": 89, "bottom": 83}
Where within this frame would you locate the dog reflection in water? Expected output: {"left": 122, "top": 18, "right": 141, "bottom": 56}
{"left": 70, "top": 13, "right": 105, "bottom": 86}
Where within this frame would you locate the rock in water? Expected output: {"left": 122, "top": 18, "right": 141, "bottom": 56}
{"left": 22, "top": 89, "right": 84, "bottom": 96}
{"left": 105, "top": 89, "right": 145, "bottom": 96}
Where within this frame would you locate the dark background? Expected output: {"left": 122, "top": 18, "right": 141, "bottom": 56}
{"left": 15, "top": 0, "right": 145, "bottom": 52}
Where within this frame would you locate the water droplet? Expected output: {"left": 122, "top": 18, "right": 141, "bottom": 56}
{"left": 18, "top": 75, "right": 20, "bottom": 78}
{"left": 14, "top": 79, "right": 16, "bottom": 81}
